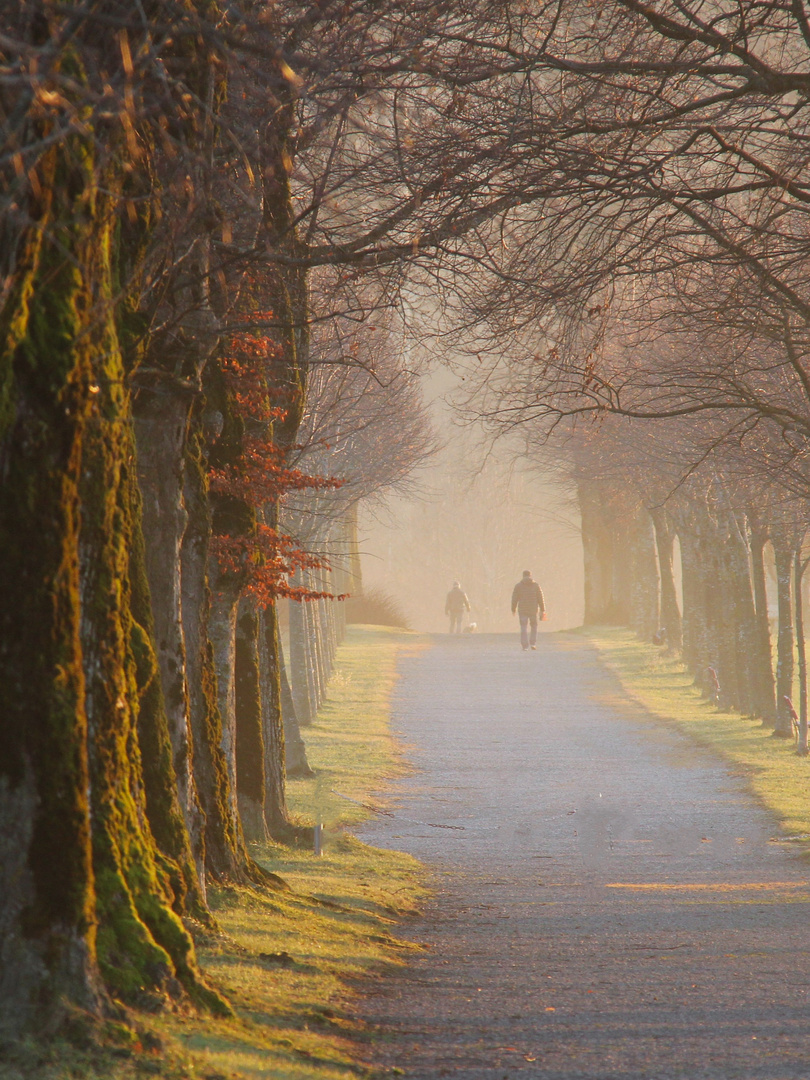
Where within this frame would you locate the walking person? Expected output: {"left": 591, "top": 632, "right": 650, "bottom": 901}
{"left": 511, "top": 569, "right": 546, "bottom": 650}
{"left": 445, "top": 581, "right": 471, "bottom": 634}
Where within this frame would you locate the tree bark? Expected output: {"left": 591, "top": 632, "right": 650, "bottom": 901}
{"left": 795, "top": 551, "right": 808, "bottom": 755}
{"left": 132, "top": 384, "right": 206, "bottom": 895}
{"left": 723, "top": 510, "right": 758, "bottom": 716}
{"left": 678, "top": 520, "right": 712, "bottom": 683}
{"left": 208, "top": 579, "right": 243, "bottom": 838}
{"left": 278, "top": 634, "right": 313, "bottom": 777}
{"left": 79, "top": 403, "right": 207, "bottom": 1007}
{"left": 628, "top": 506, "right": 659, "bottom": 640}
{"left": 773, "top": 535, "right": 795, "bottom": 737}
{"left": 0, "top": 145, "right": 103, "bottom": 1033}
{"left": 650, "top": 506, "right": 682, "bottom": 651}
{"left": 261, "top": 604, "right": 301, "bottom": 836}
{"left": 579, "top": 479, "right": 615, "bottom": 624}
{"left": 181, "top": 427, "right": 244, "bottom": 880}
{"left": 235, "top": 599, "right": 269, "bottom": 843}
{"left": 289, "top": 589, "right": 314, "bottom": 726}
{"left": 749, "top": 524, "right": 777, "bottom": 724}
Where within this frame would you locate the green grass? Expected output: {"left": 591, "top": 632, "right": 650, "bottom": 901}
{"left": 286, "top": 625, "right": 428, "bottom": 832}
{"left": 585, "top": 627, "right": 810, "bottom": 846}
{"left": 4, "top": 626, "right": 428, "bottom": 1080}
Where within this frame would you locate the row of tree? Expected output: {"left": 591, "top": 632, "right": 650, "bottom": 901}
{"left": 0, "top": 0, "right": 449, "bottom": 1034}
{"left": 569, "top": 417, "right": 808, "bottom": 744}
{"left": 7, "top": 0, "right": 810, "bottom": 1041}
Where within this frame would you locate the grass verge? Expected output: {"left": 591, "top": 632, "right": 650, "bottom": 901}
{"left": 3, "top": 626, "right": 428, "bottom": 1080}
{"left": 585, "top": 627, "right": 810, "bottom": 846}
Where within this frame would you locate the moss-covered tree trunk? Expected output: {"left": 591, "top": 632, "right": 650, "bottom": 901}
{"left": 132, "top": 383, "right": 207, "bottom": 895}
{"left": 181, "top": 429, "right": 244, "bottom": 879}
{"left": 0, "top": 133, "right": 219, "bottom": 1030}
{"left": 699, "top": 513, "right": 726, "bottom": 699}
{"left": 79, "top": 393, "right": 207, "bottom": 1007}
{"left": 127, "top": 466, "right": 208, "bottom": 918}
{"left": 0, "top": 145, "right": 103, "bottom": 1035}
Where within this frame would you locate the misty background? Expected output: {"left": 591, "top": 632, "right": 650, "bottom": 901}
{"left": 358, "top": 363, "right": 585, "bottom": 634}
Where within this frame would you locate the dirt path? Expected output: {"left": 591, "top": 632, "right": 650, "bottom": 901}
{"left": 356, "top": 633, "right": 810, "bottom": 1080}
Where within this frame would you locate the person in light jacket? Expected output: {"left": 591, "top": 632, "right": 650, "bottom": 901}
{"left": 445, "top": 581, "right": 471, "bottom": 633}
{"left": 511, "top": 570, "right": 546, "bottom": 650}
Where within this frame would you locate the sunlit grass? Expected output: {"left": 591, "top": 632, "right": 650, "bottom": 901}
{"left": 7, "top": 626, "right": 428, "bottom": 1080}
{"left": 585, "top": 627, "right": 810, "bottom": 847}
{"left": 286, "top": 625, "right": 429, "bottom": 831}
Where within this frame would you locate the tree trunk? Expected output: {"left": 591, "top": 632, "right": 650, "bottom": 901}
{"left": 303, "top": 588, "right": 322, "bottom": 713}
{"left": 208, "top": 579, "right": 243, "bottom": 837}
{"left": 132, "top": 384, "right": 206, "bottom": 895}
{"left": 0, "top": 147, "right": 103, "bottom": 1032}
{"left": 181, "top": 427, "right": 244, "bottom": 880}
{"left": 79, "top": 403, "right": 213, "bottom": 1008}
{"left": 628, "top": 506, "right": 659, "bottom": 640}
{"left": 261, "top": 604, "right": 301, "bottom": 836}
{"left": 128, "top": 466, "right": 207, "bottom": 916}
{"left": 749, "top": 525, "right": 777, "bottom": 724}
{"left": 289, "top": 590, "right": 314, "bottom": 726}
{"left": 0, "top": 140, "right": 220, "bottom": 1031}
{"left": 310, "top": 581, "right": 327, "bottom": 708}
{"left": 347, "top": 503, "right": 363, "bottom": 596}
{"left": 235, "top": 600, "right": 269, "bottom": 843}
{"left": 278, "top": 634, "right": 313, "bottom": 777}
{"left": 773, "top": 537, "right": 795, "bottom": 737}
{"left": 679, "top": 524, "right": 712, "bottom": 683}
{"left": 724, "top": 510, "right": 757, "bottom": 716}
{"left": 579, "top": 479, "right": 615, "bottom": 624}
{"left": 650, "top": 506, "right": 682, "bottom": 651}
{"left": 795, "top": 551, "right": 808, "bottom": 755}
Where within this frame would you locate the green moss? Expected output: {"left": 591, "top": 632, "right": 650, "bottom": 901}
{"left": 126, "top": 463, "right": 207, "bottom": 921}
{"left": 71, "top": 170, "right": 223, "bottom": 1013}
{"left": 93, "top": 866, "right": 173, "bottom": 999}
{"left": 183, "top": 419, "right": 245, "bottom": 878}
{"left": 0, "top": 135, "right": 97, "bottom": 967}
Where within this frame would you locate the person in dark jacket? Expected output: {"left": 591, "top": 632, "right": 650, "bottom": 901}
{"left": 511, "top": 570, "right": 546, "bottom": 650}
{"left": 445, "top": 581, "right": 471, "bottom": 633}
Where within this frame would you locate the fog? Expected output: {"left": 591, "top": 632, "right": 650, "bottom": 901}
{"left": 357, "top": 371, "right": 584, "bottom": 634}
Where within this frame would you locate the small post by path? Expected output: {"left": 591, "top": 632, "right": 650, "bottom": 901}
{"left": 314, "top": 823, "right": 324, "bottom": 856}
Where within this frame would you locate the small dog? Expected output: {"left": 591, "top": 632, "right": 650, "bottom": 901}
{"left": 463, "top": 622, "right": 477, "bottom": 633}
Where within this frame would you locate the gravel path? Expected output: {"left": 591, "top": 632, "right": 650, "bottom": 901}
{"left": 356, "top": 632, "right": 810, "bottom": 1080}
